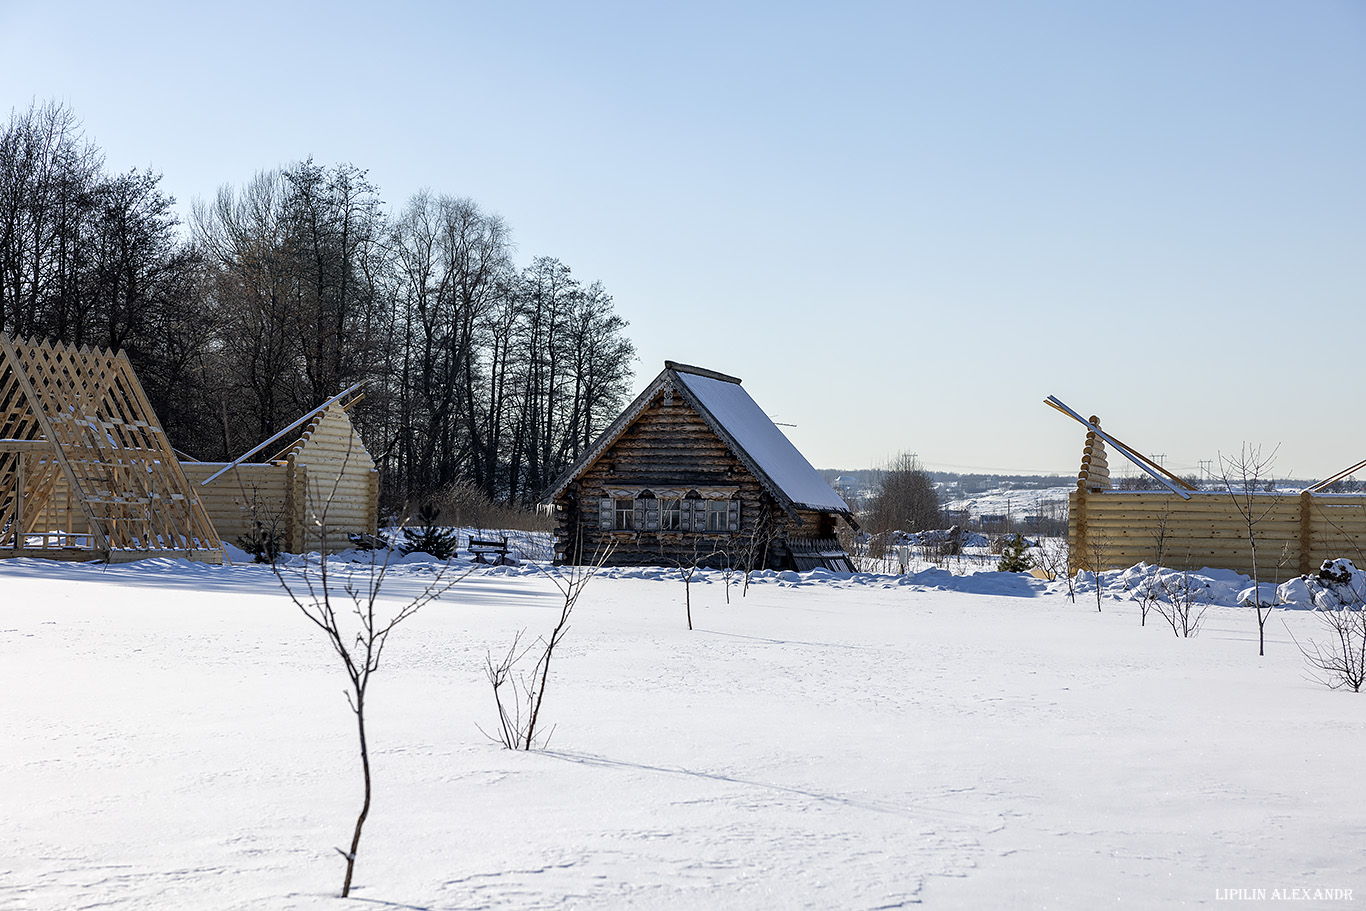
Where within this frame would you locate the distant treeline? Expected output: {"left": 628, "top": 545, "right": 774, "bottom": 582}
{"left": 820, "top": 469, "right": 1075, "bottom": 494}
{"left": 0, "top": 101, "right": 636, "bottom": 511}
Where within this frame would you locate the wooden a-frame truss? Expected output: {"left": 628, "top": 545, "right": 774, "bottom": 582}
{"left": 0, "top": 334, "right": 223, "bottom": 563}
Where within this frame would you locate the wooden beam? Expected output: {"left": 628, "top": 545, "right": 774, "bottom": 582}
{"left": 1044, "top": 396, "right": 1193, "bottom": 499}
{"left": 201, "top": 382, "right": 364, "bottom": 485}
{"left": 1305, "top": 457, "right": 1366, "bottom": 493}
{"left": 0, "top": 439, "right": 52, "bottom": 452}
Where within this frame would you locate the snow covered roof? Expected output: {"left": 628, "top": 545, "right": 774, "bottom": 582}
{"left": 543, "top": 361, "right": 852, "bottom": 520}
{"left": 671, "top": 366, "right": 851, "bottom": 515}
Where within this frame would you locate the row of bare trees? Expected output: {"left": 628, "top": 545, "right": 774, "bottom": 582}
{"left": 1, "top": 101, "right": 636, "bottom": 509}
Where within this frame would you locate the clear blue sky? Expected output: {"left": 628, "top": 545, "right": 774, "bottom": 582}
{"left": 3, "top": 1, "right": 1362, "bottom": 479}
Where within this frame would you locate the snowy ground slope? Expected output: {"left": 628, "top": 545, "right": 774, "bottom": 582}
{"left": 941, "top": 484, "right": 1074, "bottom": 520}
{"left": 2, "top": 556, "right": 1364, "bottom": 910}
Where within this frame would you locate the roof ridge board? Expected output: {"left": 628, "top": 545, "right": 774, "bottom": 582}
{"left": 663, "top": 361, "right": 742, "bottom": 385}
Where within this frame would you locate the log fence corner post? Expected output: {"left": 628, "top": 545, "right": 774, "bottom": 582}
{"left": 1070, "top": 477, "right": 1088, "bottom": 577}
{"left": 1299, "top": 490, "right": 1314, "bottom": 577}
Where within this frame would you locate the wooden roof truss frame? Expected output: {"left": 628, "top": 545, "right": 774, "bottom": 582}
{"left": 0, "top": 334, "right": 223, "bottom": 562}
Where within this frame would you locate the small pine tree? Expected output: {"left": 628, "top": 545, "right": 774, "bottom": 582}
{"left": 997, "top": 534, "right": 1034, "bottom": 573}
{"left": 400, "top": 504, "right": 458, "bottom": 560}
{"left": 238, "top": 520, "right": 283, "bottom": 564}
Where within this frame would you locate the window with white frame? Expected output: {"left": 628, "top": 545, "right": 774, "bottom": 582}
{"left": 615, "top": 498, "right": 635, "bottom": 530}
{"left": 661, "top": 499, "right": 681, "bottom": 530}
{"left": 707, "top": 499, "right": 729, "bottom": 532}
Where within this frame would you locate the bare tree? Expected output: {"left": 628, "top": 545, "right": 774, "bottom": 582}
{"left": 678, "top": 535, "right": 724, "bottom": 630}
{"left": 1218, "top": 444, "right": 1282, "bottom": 656}
{"left": 1292, "top": 563, "right": 1366, "bottom": 692}
{"left": 868, "top": 452, "right": 941, "bottom": 536}
{"left": 1298, "top": 607, "right": 1366, "bottom": 692}
{"left": 1136, "top": 510, "right": 1172, "bottom": 627}
{"left": 274, "top": 509, "right": 466, "bottom": 897}
{"left": 739, "top": 506, "right": 774, "bottom": 596}
{"left": 1085, "top": 531, "right": 1111, "bottom": 613}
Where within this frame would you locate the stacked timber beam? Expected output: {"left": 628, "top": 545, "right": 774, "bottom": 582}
{"left": 282, "top": 402, "right": 379, "bottom": 553}
{"left": 1078, "top": 420, "right": 1111, "bottom": 491}
{"left": 1068, "top": 416, "right": 1110, "bottom": 574}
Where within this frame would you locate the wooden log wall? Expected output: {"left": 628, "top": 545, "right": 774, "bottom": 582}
{"left": 178, "top": 406, "right": 378, "bottom": 555}
{"left": 557, "top": 390, "right": 783, "bottom": 568}
{"left": 1067, "top": 489, "right": 1366, "bottom": 578}
{"left": 179, "top": 463, "right": 289, "bottom": 545}
{"left": 286, "top": 404, "right": 379, "bottom": 554}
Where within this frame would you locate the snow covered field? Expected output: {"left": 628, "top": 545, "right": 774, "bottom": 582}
{"left": 941, "top": 484, "right": 1075, "bottom": 522}
{"left": 3, "top": 551, "right": 1364, "bottom": 910}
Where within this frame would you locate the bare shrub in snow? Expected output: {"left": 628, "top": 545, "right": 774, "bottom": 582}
{"left": 720, "top": 551, "right": 735, "bottom": 603}
{"left": 1155, "top": 568, "right": 1211, "bottom": 638}
{"left": 1136, "top": 510, "right": 1174, "bottom": 627}
{"left": 1034, "top": 537, "right": 1075, "bottom": 602}
{"left": 483, "top": 554, "right": 607, "bottom": 749}
{"left": 1298, "top": 606, "right": 1366, "bottom": 693}
{"left": 1217, "top": 444, "right": 1282, "bottom": 656}
{"left": 432, "top": 480, "right": 553, "bottom": 533}
{"left": 1290, "top": 559, "right": 1366, "bottom": 692}
{"left": 1085, "top": 533, "right": 1112, "bottom": 613}
{"left": 1135, "top": 565, "right": 1161, "bottom": 628}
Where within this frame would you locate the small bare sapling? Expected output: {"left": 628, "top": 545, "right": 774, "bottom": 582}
{"left": 276, "top": 531, "right": 466, "bottom": 897}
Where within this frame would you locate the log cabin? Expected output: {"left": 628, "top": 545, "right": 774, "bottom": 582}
{"left": 181, "top": 397, "right": 380, "bottom": 556}
{"left": 543, "top": 361, "right": 858, "bottom": 571}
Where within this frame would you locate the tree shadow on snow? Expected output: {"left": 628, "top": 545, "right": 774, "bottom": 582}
{"left": 539, "top": 748, "right": 1002, "bottom": 830}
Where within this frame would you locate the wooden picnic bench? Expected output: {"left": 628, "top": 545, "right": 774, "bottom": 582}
{"left": 468, "top": 535, "right": 510, "bottom": 564}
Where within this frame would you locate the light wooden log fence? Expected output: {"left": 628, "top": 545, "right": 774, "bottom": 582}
{"left": 1051, "top": 401, "right": 1366, "bottom": 579}
{"left": 1068, "top": 445, "right": 1366, "bottom": 578}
